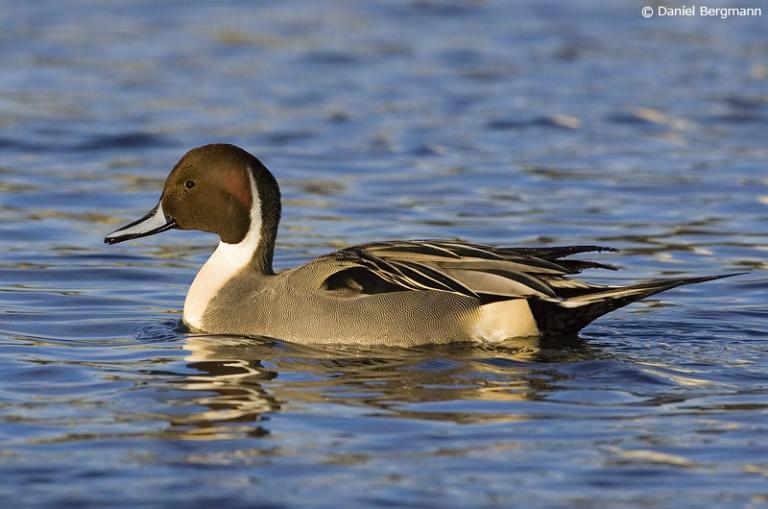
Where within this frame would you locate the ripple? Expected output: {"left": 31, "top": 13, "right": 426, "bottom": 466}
{"left": 74, "top": 132, "right": 174, "bottom": 151}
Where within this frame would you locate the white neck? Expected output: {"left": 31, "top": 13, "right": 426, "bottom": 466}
{"left": 183, "top": 167, "right": 262, "bottom": 330}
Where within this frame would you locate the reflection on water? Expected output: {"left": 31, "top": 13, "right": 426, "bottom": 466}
{"left": 1, "top": 0, "right": 767, "bottom": 507}
{"left": 179, "top": 335, "right": 593, "bottom": 433}
{"left": 175, "top": 332, "right": 741, "bottom": 436}
{"left": 179, "top": 336, "right": 280, "bottom": 439}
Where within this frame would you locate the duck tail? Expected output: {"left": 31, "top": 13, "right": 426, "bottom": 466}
{"left": 529, "top": 273, "right": 744, "bottom": 337}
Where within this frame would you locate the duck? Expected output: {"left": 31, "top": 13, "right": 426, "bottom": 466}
{"left": 105, "top": 144, "right": 736, "bottom": 346}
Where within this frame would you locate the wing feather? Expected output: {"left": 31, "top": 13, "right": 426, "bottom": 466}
{"left": 310, "top": 239, "right": 616, "bottom": 301}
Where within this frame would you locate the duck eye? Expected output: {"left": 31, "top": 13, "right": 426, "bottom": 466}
{"left": 185, "top": 180, "right": 196, "bottom": 189}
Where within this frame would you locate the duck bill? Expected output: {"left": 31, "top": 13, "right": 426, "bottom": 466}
{"left": 104, "top": 202, "right": 176, "bottom": 244}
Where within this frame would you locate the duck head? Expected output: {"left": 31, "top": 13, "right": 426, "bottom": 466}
{"left": 104, "top": 144, "right": 281, "bottom": 273}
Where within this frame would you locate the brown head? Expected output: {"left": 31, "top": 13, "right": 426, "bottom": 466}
{"left": 105, "top": 144, "right": 281, "bottom": 273}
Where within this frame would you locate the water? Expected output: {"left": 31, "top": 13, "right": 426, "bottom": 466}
{"left": 1, "top": 1, "right": 767, "bottom": 507}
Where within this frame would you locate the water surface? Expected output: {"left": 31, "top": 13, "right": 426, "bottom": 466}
{"left": 1, "top": 1, "right": 767, "bottom": 507}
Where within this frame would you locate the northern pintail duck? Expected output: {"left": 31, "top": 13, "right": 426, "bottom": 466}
{"left": 105, "top": 144, "right": 735, "bottom": 346}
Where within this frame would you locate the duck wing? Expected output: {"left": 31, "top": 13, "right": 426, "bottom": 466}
{"left": 291, "top": 239, "right": 740, "bottom": 336}
{"left": 309, "top": 239, "right": 616, "bottom": 301}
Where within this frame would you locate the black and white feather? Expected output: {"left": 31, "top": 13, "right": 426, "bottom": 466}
{"left": 318, "top": 239, "right": 738, "bottom": 336}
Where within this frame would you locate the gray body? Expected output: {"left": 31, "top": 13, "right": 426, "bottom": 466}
{"left": 202, "top": 267, "right": 479, "bottom": 347}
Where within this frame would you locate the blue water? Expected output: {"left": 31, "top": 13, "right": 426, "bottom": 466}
{"left": 1, "top": 1, "right": 767, "bottom": 507}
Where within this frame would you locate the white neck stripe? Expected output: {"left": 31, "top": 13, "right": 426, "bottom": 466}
{"left": 183, "top": 166, "right": 262, "bottom": 330}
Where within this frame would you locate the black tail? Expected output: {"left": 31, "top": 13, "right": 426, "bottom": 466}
{"left": 529, "top": 273, "right": 744, "bottom": 336}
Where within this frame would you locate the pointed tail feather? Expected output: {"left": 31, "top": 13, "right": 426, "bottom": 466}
{"left": 502, "top": 245, "right": 618, "bottom": 260}
{"left": 529, "top": 273, "right": 745, "bottom": 336}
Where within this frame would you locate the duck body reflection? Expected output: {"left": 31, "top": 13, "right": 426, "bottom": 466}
{"left": 175, "top": 333, "right": 597, "bottom": 437}
{"left": 172, "top": 329, "right": 728, "bottom": 443}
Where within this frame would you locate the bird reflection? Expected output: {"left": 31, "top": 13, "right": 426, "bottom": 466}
{"left": 170, "top": 336, "right": 280, "bottom": 440}
{"left": 172, "top": 333, "right": 597, "bottom": 438}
